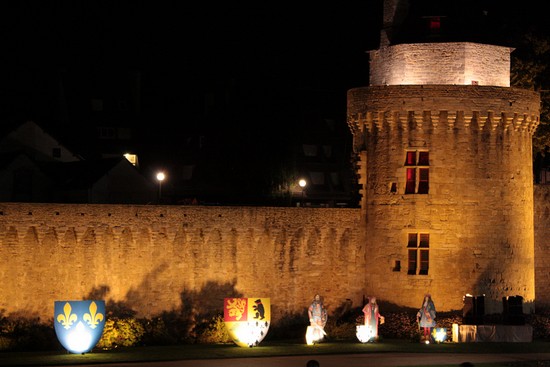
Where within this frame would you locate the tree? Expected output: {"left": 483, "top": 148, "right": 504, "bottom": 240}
{"left": 510, "top": 31, "right": 550, "bottom": 159}
{"left": 508, "top": 27, "right": 550, "bottom": 184}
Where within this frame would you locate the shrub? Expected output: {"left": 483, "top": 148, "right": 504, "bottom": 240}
{"left": 0, "top": 317, "right": 58, "bottom": 351}
{"left": 141, "top": 311, "right": 196, "bottom": 345}
{"left": 324, "top": 317, "right": 356, "bottom": 341}
{"left": 526, "top": 313, "right": 550, "bottom": 339}
{"left": 96, "top": 317, "right": 145, "bottom": 349}
{"left": 377, "top": 312, "right": 415, "bottom": 340}
{"left": 195, "top": 314, "right": 232, "bottom": 344}
{"left": 141, "top": 317, "right": 178, "bottom": 346}
{"left": 0, "top": 335, "right": 13, "bottom": 351}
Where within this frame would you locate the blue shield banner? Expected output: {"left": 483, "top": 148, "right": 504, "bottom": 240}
{"left": 54, "top": 300, "right": 106, "bottom": 353}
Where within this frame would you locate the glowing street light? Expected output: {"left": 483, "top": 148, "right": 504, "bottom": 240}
{"left": 298, "top": 179, "right": 307, "bottom": 207}
{"left": 156, "top": 172, "right": 165, "bottom": 203}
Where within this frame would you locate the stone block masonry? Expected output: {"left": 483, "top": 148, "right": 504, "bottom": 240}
{"left": 1, "top": 196, "right": 549, "bottom": 323}
{"left": 0, "top": 203, "right": 365, "bottom": 324}
{"left": 535, "top": 185, "right": 550, "bottom": 308}
{"left": 347, "top": 84, "right": 540, "bottom": 314}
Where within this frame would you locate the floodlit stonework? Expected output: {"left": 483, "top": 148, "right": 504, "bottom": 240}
{"left": 348, "top": 40, "right": 540, "bottom": 314}
{"left": 1, "top": 2, "right": 549, "bottom": 325}
{"left": 0, "top": 203, "right": 366, "bottom": 322}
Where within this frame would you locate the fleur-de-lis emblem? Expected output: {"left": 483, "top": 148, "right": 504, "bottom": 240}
{"left": 226, "top": 298, "right": 247, "bottom": 321}
{"left": 83, "top": 301, "right": 104, "bottom": 329}
{"left": 56, "top": 302, "right": 77, "bottom": 329}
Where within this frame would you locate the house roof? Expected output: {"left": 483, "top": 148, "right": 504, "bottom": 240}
{"left": 45, "top": 157, "right": 140, "bottom": 190}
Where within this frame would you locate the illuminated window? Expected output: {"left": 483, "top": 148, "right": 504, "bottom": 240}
{"left": 407, "top": 233, "right": 429, "bottom": 275}
{"left": 123, "top": 153, "right": 138, "bottom": 166}
{"left": 405, "top": 151, "right": 429, "bottom": 194}
{"left": 424, "top": 15, "right": 442, "bottom": 36}
{"left": 429, "top": 16, "right": 441, "bottom": 33}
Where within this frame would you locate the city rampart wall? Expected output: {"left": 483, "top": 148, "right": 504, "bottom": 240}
{"left": 0, "top": 192, "right": 549, "bottom": 323}
{"left": 0, "top": 203, "right": 366, "bottom": 324}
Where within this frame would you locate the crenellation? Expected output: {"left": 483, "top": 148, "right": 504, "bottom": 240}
{"left": 478, "top": 112, "right": 487, "bottom": 131}
{"left": 431, "top": 111, "right": 440, "bottom": 129}
{"left": 386, "top": 111, "right": 398, "bottom": 130}
{"left": 463, "top": 113, "right": 473, "bottom": 129}
{"left": 413, "top": 111, "right": 423, "bottom": 130}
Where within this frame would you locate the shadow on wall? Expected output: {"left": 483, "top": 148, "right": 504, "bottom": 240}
{"left": 84, "top": 281, "right": 244, "bottom": 342}
{"left": 2, "top": 277, "right": 375, "bottom": 349}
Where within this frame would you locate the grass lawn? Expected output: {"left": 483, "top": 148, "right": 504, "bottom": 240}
{"left": 1, "top": 339, "right": 550, "bottom": 367}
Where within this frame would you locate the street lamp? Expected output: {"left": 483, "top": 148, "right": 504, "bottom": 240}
{"left": 156, "top": 172, "right": 165, "bottom": 203}
{"left": 298, "top": 179, "right": 307, "bottom": 207}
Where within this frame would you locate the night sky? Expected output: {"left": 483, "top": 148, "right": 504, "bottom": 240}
{"left": 1, "top": 3, "right": 381, "bottom": 126}
{"left": 1, "top": 1, "right": 548, "bottom": 203}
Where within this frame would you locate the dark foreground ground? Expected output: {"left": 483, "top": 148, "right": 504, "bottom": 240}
{"left": 3, "top": 339, "right": 550, "bottom": 367}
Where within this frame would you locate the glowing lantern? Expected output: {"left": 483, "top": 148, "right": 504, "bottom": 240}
{"left": 54, "top": 300, "right": 105, "bottom": 354}
{"left": 432, "top": 327, "right": 448, "bottom": 343}
{"left": 356, "top": 325, "right": 375, "bottom": 343}
{"left": 224, "top": 297, "right": 270, "bottom": 348}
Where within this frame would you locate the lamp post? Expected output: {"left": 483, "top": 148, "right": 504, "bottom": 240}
{"left": 156, "top": 172, "right": 165, "bottom": 203}
{"left": 298, "top": 179, "right": 307, "bottom": 207}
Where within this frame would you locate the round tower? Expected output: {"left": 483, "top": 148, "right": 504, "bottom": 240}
{"left": 347, "top": 40, "right": 540, "bottom": 313}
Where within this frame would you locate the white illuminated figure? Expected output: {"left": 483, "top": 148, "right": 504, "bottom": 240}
{"left": 306, "top": 294, "right": 327, "bottom": 345}
{"left": 361, "top": 296, "right": 384, "bottom": 342}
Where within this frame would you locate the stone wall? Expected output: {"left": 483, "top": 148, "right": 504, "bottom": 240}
{"left": 369, "top": 43, "right": 511, "bottom": 87}
{"left": 0, "top": 203, "right": 365, "bottom": 323}
{"left": 348, "top": 84, "right": 540, "bottom": 314}
{"left": 0, "top": 191, "right": 549, "bottom": 324}
{"left": 535, "top": 185, "right": 550, "bottom": 308}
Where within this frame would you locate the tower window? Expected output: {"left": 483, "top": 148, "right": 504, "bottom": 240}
{"left": 405, "top": 151, "right": 429, "bottom": 194}
{"left": 429, "top": 16, "right": 441, "bottom": 33}
{"left": 393, "top": 260, "right": 401, "bottom": 272}
{"left": 407, "top": 233, "right": 429, "bottom": 275}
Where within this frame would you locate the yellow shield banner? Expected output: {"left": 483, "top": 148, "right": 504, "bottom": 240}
{"left": 224, "top": 297, "right": 271, "bottom": 347}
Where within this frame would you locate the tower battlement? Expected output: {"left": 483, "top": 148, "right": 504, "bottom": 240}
{"left": 348, "top": 85, "right": 540, "bottom": 152}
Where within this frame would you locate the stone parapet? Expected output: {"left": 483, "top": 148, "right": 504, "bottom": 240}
{"left": 348, "top": 85, "right": 540, "bottom": 133}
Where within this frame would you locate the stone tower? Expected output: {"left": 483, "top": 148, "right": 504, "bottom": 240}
{"left": 347, "top": 0, "right": 540, "bottom": 313}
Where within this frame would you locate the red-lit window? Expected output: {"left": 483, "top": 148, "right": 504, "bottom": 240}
{"left": 404, "top": 151, "right": 429, "bottom": 194}
{"left": 407, "top": 233, "right": 417, "bottom": 275}
{"left": 429, "top": 16, "right": 441, "bottom": 33}
{"left": 406, "top": 168, "right": 416, "bottom": 194}
{"left": 405, "top": 151, "right": 416, "bottom": 166}
{"left": 408, "top": 233, "right": 429, "bottom": 275}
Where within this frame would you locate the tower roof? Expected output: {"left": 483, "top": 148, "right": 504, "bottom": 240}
{"left": 382, "top": 0, "right": 505, "bottom": 47}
